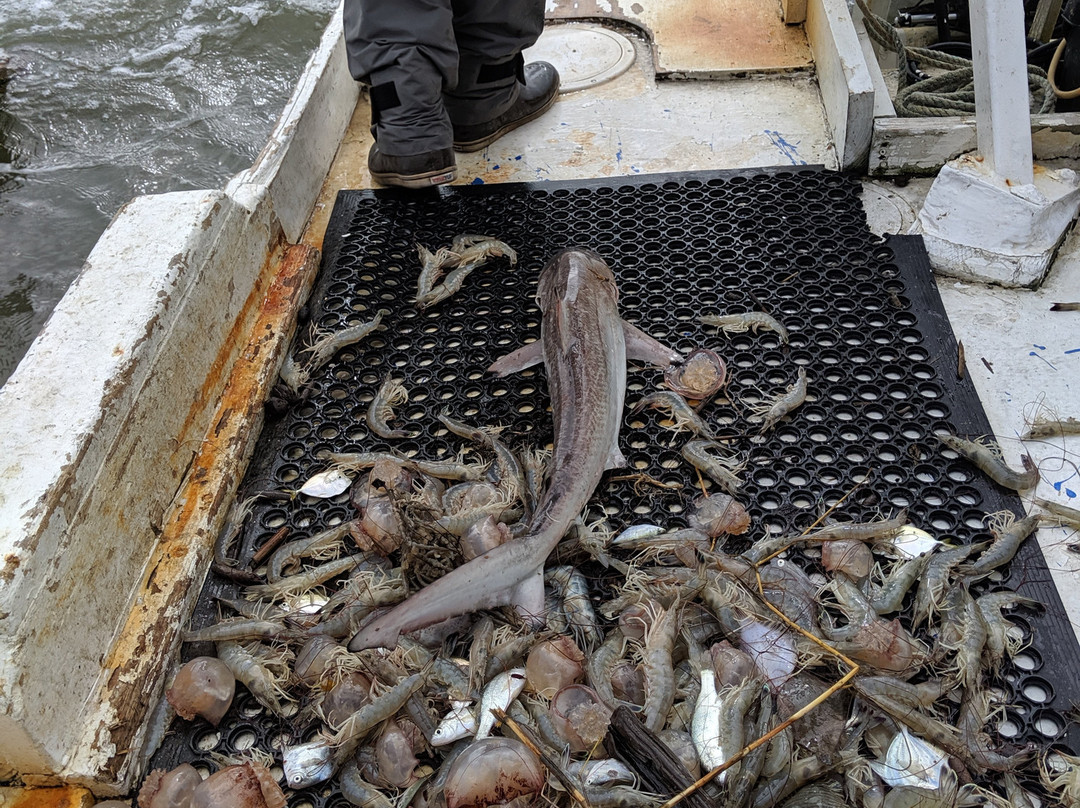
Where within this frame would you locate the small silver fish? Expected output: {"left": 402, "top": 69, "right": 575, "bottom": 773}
{"left": 282, "top": 737, "right": 334, "bottom": 789}
{"left": 475, "top": 667, "right": 527, "bottom": 740}
{"left": 567, "top": 758, "right": 637, "bottom": 787}
{"left": 610, "top": 524, "right": 666, "bottom": 546}
{"left": 432, "top": 700, "right": 477, "bottom": 747}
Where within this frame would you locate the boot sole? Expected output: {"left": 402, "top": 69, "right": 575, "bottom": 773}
{"left": 370, "top": 166, "right": 457, "bottom": 189}
{"left": 452, "top": 90, "right": 559, "bottom": 153}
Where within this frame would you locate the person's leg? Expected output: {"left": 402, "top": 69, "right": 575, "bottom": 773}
{"left": 343, "top": 0, "right": 459, "bottom": 186}
{"left": 445, "top": 0, "right": 559, "bottom": 152}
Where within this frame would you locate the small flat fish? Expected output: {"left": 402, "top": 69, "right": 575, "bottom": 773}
{"left": 297, "top": 468, "right": 352, "bottom": 498}
{"left": 869, "top": 726, "right": 950, "bottom": 790}
{"left": 889, "top": 526, "right": 946, "bottom": 559}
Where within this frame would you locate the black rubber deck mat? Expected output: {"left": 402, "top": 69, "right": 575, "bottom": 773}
{"left": 151, "top": 168, "right": 1080, "bottom": 804}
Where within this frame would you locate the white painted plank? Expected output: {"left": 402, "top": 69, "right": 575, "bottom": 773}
{"left": 970, "top": 0, "right": 1035, "bottom": 184}
{"left": 806, "top": 0, "right": 876, "bottom": 170}
{"left": 870, "top": 113, "right": 1080, "bottom": 175}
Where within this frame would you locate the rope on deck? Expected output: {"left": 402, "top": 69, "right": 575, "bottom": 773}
{"left": 855, "top": 0, "right": 1057, "bottom": 117}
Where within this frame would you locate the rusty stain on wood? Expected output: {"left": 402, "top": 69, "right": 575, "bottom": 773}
{"left": 95, "top": 243, "right": 321, "bottom": 784}
{"left": 3, "top": 787, "right": 95, "bottom": 808}
{"left": 547, "top": 0, "right": 811, "bottom": 75}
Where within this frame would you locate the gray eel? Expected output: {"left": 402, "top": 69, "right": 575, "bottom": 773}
{"left": 348, "top": 248, "right": 683, "bottom": 651}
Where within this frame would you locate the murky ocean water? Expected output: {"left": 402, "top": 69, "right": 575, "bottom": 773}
{"left": 0, "top": 0, "right": 339, "bottom": 384}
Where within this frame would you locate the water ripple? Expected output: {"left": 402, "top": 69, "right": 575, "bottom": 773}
{"left": 0, "top": 0, "right": 338, "bottom": 383}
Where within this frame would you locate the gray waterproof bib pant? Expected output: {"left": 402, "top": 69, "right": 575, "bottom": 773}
{"left": 343, "top": 0, "right": 545, "bottom": 157}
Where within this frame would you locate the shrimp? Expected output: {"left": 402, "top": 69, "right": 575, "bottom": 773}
{"left": 278, "top": 351, "right": 308, "bottom": 395}
{"left": 807, "top": 509, "right": 908, "bottom": 543}
{"left": 266, "top": 521, "right": 357, "bottom": 583}
{"left": 216, "top": 640, "right": 291, "bottom": 716}
{"left": 631, "top": 390, "right": 716, "bottom": 439}
{"left": 453, "top": 234, "right": 518, "bottom": 265}
{"left": 183, "top": 617, "right": 296, "bottom": 643}
{"left": 339, "top": 758, "right": 394, "bottom": 808}
{"left": 328, "top": 450, "right": 490, "bottom": 481}
{"left": 305, "top": 309, "right": 389, "bottom": 371}
{"left": 367, "top": 376, "right": 413, "bottom": 440}
{"left": 484, "top": 629, "right": 542, "bottom": 680}
{"left": 976, "top": 590, "right": 1040, "bottom": 667}
{"left": 311, "top": 570, "right": 408, "bottom": 639}
{"left": 435, "top": 497, "right": 520, "bottom": 536}
{"left": 639, "top": 600, "right": 679, "bottom": 733}
{"left": 869, "top": 554, "right": 928, "bottom": 615}
{"left": 520, "top": 447, "right": 550, "bottom": 512}
{"left": 941, "top": 589, "right": 987, "bottom": 691}
{"left": 715, "top": 677, "right": 764, "bottom": 786}
{"left": 525, "top": 694, "right": 569, "bottom": 751}
{"left": 331, "top": 669, "right": 430, "bottom": 765}
{"left": 581, "top": 785, "right": 665, "bottom": 808}
{"left": 246, "top": 554, "right": 369, "bottom": 601}
{"left": 547, "top": 565, "right": 604, "bottom": 651}
{"left": 1022, "top": 415, "right": 1080, "bottom": 439}
{"left": 912, "top": 543, "right": 981, "bottom": 626}
{"left": 467, "top": 615, "right": 495, "bottom": 699}
{"left": 700, "top": 311, "right": 789, "bottom": 344}
{"left": 436, "top": 410, "right": 524, "bottom": 505}
{"left": 1040, "top": 750, "right": 1080, "bottom": 807}
{"left": 415, "top": 235, "right": 514, "bottom": 311}
{"left": 415, "top": 263, "right": 478, "bottom": 310}
{"left": 1036, "top": 497, "right": 1080, "bottom": 529}
{"left": 415, "top": 243, "right": 460, "bottom": 302}
{"left": 409, "top": 454, "right": 491, "bottom": 481}
{"left": 937, "top": 432, "right": 1040, "bottom": 491}
{"left": 282, "top": 309, "right": 388, "bottom": 395}
{"left": 961, "top": 510, "right": 1040, "bottom": 578}
{"left": 680, "top": 439, "right": 746, "bottom": 495}
{"left": 749, "top": 367, "right": 807, "bottom": 432}
{"left": 586, "top": 629, "right": 628, "bottom": 709}
{"left": 749, "top": 754, "right": 831, "bottom": 808}
{"left": 854, "top": 674, "right": 949, "bottom": 711}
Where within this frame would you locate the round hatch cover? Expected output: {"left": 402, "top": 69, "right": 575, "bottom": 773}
{"left": 524, "top": 23, "right": 636, "bottom": 93}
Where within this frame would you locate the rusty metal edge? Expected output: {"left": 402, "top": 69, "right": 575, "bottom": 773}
{"left": 80, "top": 243, "right": 321, "bottom": 794}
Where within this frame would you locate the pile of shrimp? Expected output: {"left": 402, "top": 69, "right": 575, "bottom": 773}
{"left": 138, "top": 300, "right": 1080, "bottom": 808}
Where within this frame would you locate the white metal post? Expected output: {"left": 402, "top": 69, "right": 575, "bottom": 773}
{"left": 969, "top": 0, "right": 1034, "bottom": 185}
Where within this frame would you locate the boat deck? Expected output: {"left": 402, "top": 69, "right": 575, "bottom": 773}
{"left": 1, "top": 3, "right": 1079, "bottom": 798}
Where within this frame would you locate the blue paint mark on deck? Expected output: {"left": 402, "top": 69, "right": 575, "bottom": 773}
{"left": 471, "top": 177, "right": 485, "bottom": 185}
{"left": 1029, "top": 351, "right": 1057, "bottom": 370}
{"left": 1054, "top": 468, "right": 1078, "bottom": 498}
{"left": 514, "top": 155, "right": 523, "bottom": 161}
{"left": 765, "top": 130, "right": 808, "bottom": 166}
{"left": 1033, "top": 343, "right": 1047, "bottom": 350}
{"left": 1065, "top": 347, "right": 1080, "bottom": 354}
